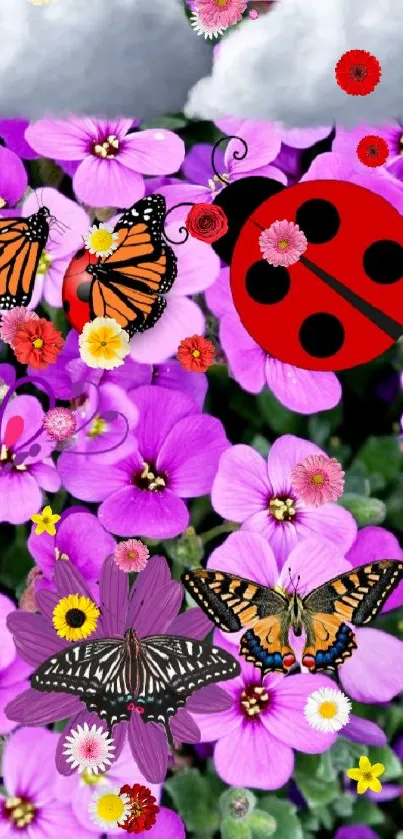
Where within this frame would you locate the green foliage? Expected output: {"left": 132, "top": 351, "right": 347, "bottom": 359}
{"left": 356, "top": 436, "right": 403, "bottom": 484}
{"left": 294, "top": 754, "right": 340, "bottom": 808}
{"left": 165, "top": 769, "right": 221, "bottom": 834}
{"left": 257, "top": 391, "right": 306, "bottom": 435}
{"left": 338, "top": 493, "right": 386, "bottom": 526}
{"left": 221, "top": 817, "right": 252, "bottom": 839}
{"left": 367, "top": 746, "right": 402, "bottom": 780}
{"left": 259, "top": 796, "right": 303, "bottom": 839}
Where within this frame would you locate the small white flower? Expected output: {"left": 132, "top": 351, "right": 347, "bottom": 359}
{"left": 304, "top": 686, "right": 352, "bottom": 733}
{"left": 63, "top": 722, "right": 115, "bottom": 774}
{"left": 89, "top": 785, "right": 131, "bottom": 830}
{"left": 83, "top": 223, "right": 119, "bottom": 257}
{"left": 190, "top": 12, "right": 226, "bottom": 39}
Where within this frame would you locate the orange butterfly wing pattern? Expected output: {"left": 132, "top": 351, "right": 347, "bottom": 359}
{"left": 86, "top": 195, "right": 177, "bottom": 336}
{"left": 0, "top": 208, "right": 50, "bottom": 310}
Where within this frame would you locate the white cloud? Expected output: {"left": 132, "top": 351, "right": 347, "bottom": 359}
{"left": 0, "top": 0, "right": 212, "bottom": 119}
{"left": 185, "top": 0, "right": 403, "bottom": 127}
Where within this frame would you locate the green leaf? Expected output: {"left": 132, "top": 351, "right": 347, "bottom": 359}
{"left": 294, "top": 753, "right": 340, "bottom": 807}
{"left": 356, "top": 436, "right": 403, "bottom": 483}
{"left": 316, "top": 749, "right": 338, "bottom": 782}
{"left": 53, "top": 719, "right": 69, "bottom": 733}
{"left": 164, "top": 527, "right": 204, "bottom": 568}
{"left": 221, "top": 817, "right": 251, "bottom": 839}
{"left": 259, "top": 797, "right": 303, "bottom": 839}
{"left": 140, "top": 115, "right": 188, "bottom": 130}
{"left": 330, "top": 738, "right": 368, "bottom": 772}
{"left": 246, "top": 809, "right": 276, "bottom": 839}
{"left": 165, "top": 769, "right": 220, "bottom": 833}
{"left": 367, "top": 745, "right": 402, "bottom": 780}
{"left": 219, "top": 788, "right": 256, "bottom": 820}
{"left": 0, "top": 538, "right": 33, "bottom": 589}
{"left": 338, "top": 494, "right": 386, "bottom": 526}
{"left": 331, "top": 793, "right": 355, "bottom": 818}
{"left": 343, "top": 462, "right": 371, "bottom": 496}
{"left": 250, "top": 435, "right": 271, "bottom": 458}
{"left": 257, "top": 391, "right": 306, "bottom": 435}
{"left": 307, "top": 405, "right": 342, "bottom": 447}
{"left": 347, "top": 797, "right": 385, "bottom": 826}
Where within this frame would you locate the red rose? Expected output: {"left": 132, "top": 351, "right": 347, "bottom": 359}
{"left": 186, "top": 203, "right": 229, "bottom": 244}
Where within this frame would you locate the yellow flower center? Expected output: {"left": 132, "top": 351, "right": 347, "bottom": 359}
{"left": 55, "top": 547, "right": 70, "bottom": 561}
{"left": 319, "top": 700, "right": 337, "bottom": 719}
{"left": 89, "top": 229, "right": 114, "bottom": 253}
{"left": 88, "top": 416, "right": 107, "bottom": 438}
{"left": 4, "top": 797, "right": 36, "bottom": 829}
{"left": 0, "top": 197, "right": 7, "bottom": 209}
{"left": 278, "top": 239, "right": 289, "bottom": 250}
{"left": 82, "top": 769, "right": 104, "bottom": 786}
{"left": 138, "top": 461, "right": 166, "bottom": 492}
{"left": 32, "top": 338, "right": 44, "bottom": 349}
{"left": 311, "top": 473, "right": 325, "bottom": 485}
{"left": 0, "top": 444, "right": 27, "bottom": 471}
{"left": 269, "top": 497, "right": 296, "bottom": 522}
{"left": 37, "top": 251, "right": 52, "bottom": 276}
{"left": 96, "top": 793, "right": 125, "bottom": 822}
{"left": 240, "top": 685, "right": 270, "bottom": 718}
{"left": 192, "top": 349, "right": 201, "bottom": 358}
{"left": 93, "top": 135, "right": 120, "bottom": 159}
{"left": 216, "top": 0, "right": 228, "bottom": 5}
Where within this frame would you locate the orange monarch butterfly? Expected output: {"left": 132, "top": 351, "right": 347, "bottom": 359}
{"left": 0, "top": 207, "right": 50, "bottom": 310}
{"left": 83, "top": 195, "right": 178, "bottom": 337}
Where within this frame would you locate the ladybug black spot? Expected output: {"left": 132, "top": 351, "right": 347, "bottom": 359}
{"left": 63, "top": 300, "right": 70, "bottom": 314}
{"left": 212, "top": 176, "right": 285, "bottom": 264}
{"left": 296, "top": 200, "right": 340, "bottom": 244}
{"left": 299, "top": 313, "right": 345, "bottom": 358}
{"left": 363, "top": 240, "right": 403, "bottom": 284}
{"left": 246, "top": 261, "right": 290, "bottom": 304}
{"left": 77, "top": 282, "right": 92, "bottom": 302}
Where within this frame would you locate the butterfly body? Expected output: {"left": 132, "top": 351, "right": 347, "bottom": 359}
{"left": 0, "top": 207, "right": 50, "bottom": 309}
{"left": 30, "top": 628, "right": 240, "bottom": 741}
{"left": 183, "top": 559, "right": 403, "bottom": 676}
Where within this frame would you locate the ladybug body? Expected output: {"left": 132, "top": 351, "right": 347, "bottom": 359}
{"left": 212, "top": 177, "right": 403, "bottom": 372}
{"left": 62, "top": 248, "right": 96, "bottom": 333}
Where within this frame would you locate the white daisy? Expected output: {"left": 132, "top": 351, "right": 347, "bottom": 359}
{"left": 83, "top": 223, "right": 119, "bottom": 257}
{"left": 190, "top": 12, "right": 227, "bottom": 39}
{"left": 63, "top": 722, "right": 115, "bottom": 774}
{"left": 89, "top": 786, "right": 131, "bottom": 831}
{"left": 304, "top": 687, "right": 352, "bottom": 733}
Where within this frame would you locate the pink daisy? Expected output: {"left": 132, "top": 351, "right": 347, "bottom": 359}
{"left": 63, "top": 722, "right": 115, "bottom": 774}
{"left": 0, "top": 307, "right": 39, "bottom": 349}
{"left": 248, "top": 9, "right": 259, "bottom": 18}
{"left": 113, "top": 539, "right": 150, "bottom": 572}
{"left": 43, "top": 407, "right": 76, "bottom": 442}
{"left": 259, "top": 219, "right": 308, "bottom": 267}
{"left": 196, "top": 0, "right": 247, "bottom": 29}
{"left": 290, "top": 454, "right": 345, "bottom": 506}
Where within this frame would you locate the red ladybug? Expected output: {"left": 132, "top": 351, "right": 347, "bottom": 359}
{"left": 211, "top": 176, "right": 403, "bottom": 372}
{"left": 62, "top": 248, "right": 96, "bottom": 333}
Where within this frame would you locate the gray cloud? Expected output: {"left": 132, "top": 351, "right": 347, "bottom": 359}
{"left": 186, "top": 0, "right": 403, "bottom": 127}
{"left": 0, "top": 0, "right": 212, "bottom": 119}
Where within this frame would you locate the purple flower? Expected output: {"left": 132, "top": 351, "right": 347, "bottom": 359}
{"left": 0, "top": 146, "right": 28, "bottom": 218}
{"left": 27, "top": 506, "right": 116, "bottom": 600}
{"left": 0, "top": 118, "right": 39, "bottom": 160}
{"left": 206, "top": 268, "right": 342, "bottom": 414}
{"left": 0, "top": 393, "right": 60, "bottom": 524}
{"left": 211, "top": 434, "right": 356, "bottom": 568}
{"left": 332, "top": 121, "right": 403, "bottom": 181}
{"left": 0, "top": 594, "right": 31, "bottom": 734}
{"left": 346, "top": 526, "right": 403, "bottom": 612}
{"left": 58, "top": 385, "right": 229, "bottom": 540}
{"left": 25, "top": 118, "right": 185, "bottom": 207}
{"left": 334, "top": 829, "right": 380, "bottom": 839}
{"left": 205, "top": 529, "right": 389, "bottom": 735}
{"left": 0, "top": 727, "right": 93, "bottom": 838}
{"left": 22, "top": 188, "right": 90, "bottom": 309}
{"left": 6, "top": 556, "right": 231, "bottom": 784}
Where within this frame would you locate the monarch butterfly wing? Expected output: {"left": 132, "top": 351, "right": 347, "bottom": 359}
{"left": 0, "top": 216, "right": 46, "bottom": 309}
{"left": 104, "top": 195, "right": 167, "bottom": 266}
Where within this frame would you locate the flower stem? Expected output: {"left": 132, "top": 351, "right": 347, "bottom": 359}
{"left": 200, "top": 522, "right": 239, "bottom": 546}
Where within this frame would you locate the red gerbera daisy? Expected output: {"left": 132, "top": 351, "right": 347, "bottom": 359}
{"left": 335, "top": 50, "right": 381, "bottom": 96}
{"left": 356, "top": 134, "right": 389, "bottom": 168}
{"left": 177, "top": 334, "right": 216, "bottom": 373}
{"left": 119, "top": 784, "right": 159, "bottom": 834}
{"left": 13, "top": 317, "right": 64, "bottom": 370}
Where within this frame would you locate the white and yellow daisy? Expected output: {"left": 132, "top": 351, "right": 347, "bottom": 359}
{"left": 79, "top": 317, "right": 130, "bottom": 370}
{"left": 89, "top": 786, "right": 131, "bottom": 831}
{"left": 83, "top": 223, "right": 119, "bottom": 258}
{"left": 63, "top": 723, "right": 115, "bottom": 775}
{"left": 304, "top": 686, "right": 351, "bottom": 733}
{"left": 190, "top": 12, "right": 227, "bottom": 39}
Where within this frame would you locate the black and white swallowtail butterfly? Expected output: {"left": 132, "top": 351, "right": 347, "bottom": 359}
{"left": 30, "top": 628, "right": 240, "bottom": 745}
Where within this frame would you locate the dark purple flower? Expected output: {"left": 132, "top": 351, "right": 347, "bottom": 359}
{"left": 0, "top": 118, "right": 39, "bottom": 159}
{"left": 0, "top": 146, "right": 28, "bottom": 218}
{"left": 6, "top": 556, "right": 231, "bottom": 784}
{"left": 334, "top": 828, "right": 380, "bottom": 839}
{"left": 58, "top": 385, "right": 229, "bottom": 539}
{"left": 0, "top": 593, "right": 31, "bottom": 734}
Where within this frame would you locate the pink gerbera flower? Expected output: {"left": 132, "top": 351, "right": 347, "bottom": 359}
{"left": 259, "top": 219, "right": 307, "bottom": 267}
{"left": 43, "top": 407, "right": 77, "bottom": 442}
{"left": 291, "top": 454, "right": 345, "bottom": 506}
{"left": 196, "top": 0, "right": 247, "bottom": 28}
{"left": 113, "top": 539, "right": 150, "bottom": 572}
{"left": 0, "top": 307, "right": 39, "bottom": 349}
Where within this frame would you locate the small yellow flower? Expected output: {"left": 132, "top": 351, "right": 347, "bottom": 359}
{"left": 53, "top": 594, "right": 100, "bottom": 642}
{"left": 31, "top": 505, "right": 61, "bottom": 536}
{"left": 83, "top": 223, "right": 119, "bottom": 258}
{"left": 79, "top": 317, "right": 130, "bottom": 370}
{"left": 347, "top": 755, "right": 385, "bottom": 795}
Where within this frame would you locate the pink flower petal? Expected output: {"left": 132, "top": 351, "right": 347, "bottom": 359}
{"left": 265, "top": 357, "right": 342, "bottom": 415}
{"left": 122, "top": 129, "right": 185, "bottom": 174}
{"left": 214, "top": 720, "right": 294, "bottom": 789}
{"left": 25, "top": 119, "right": 93, "bottom": 160}
{"left": 157, "top": 414, "right": 229, "bottom": 497}
{"left": 297, "top": 504, "right": 357, "bottom": 557}
{"left": 262, "top": 673, "right": 337, "bottom": 752}
{"left": 278, "top": 536, "right": 352, "bottom": 595}
{"left": 340, "top": 628, "right": 403, "bottom": 703}
{"left": 73, "top": 156, "right": 145, "bottom": 207}
{"left": 2, "top": 727, "right": 59, "bottom": 802}
{"left": 212, "top": 445, "right": 271, "bottom": 522}
{"left": 267, "top": 435, "right": 323, "bottom": 494}
{"left": 129, "top": 295, "right": 205, "bottom": 364}
{"left": 208, "top": 530, "right": 278, "bottom": 587}
{"left": 186, "top": 684, "right": 234, "bottom": 714}
{"left": 98, "top": 485, "right": 190, "bottom": 540}
{"left": 220, "top": 311, "right": 267, "bottom": 394}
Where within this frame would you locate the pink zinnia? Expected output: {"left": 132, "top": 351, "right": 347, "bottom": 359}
{"left": 0, "top": 307, "right": 39, "bottom": 349}
{"left": 113, "top": 539, "right": 150, "bottom": 572}
{"left": 196, "top": 0, "right": 247, "bottom": 29}
{"left": 291, "top": 454, "right": 345, "bottom": 506}
{"left": 43, "top": 407, "right": 76, "bottom": 442}
{"left": 259, "top": 219, "right": 308, "bottom": 267}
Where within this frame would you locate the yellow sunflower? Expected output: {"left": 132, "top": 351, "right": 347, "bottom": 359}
{"left": 52, "top": 594, "right": 100, "bottom": 641}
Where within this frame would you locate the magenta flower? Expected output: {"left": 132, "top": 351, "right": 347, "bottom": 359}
{"left": 0, "top": 393, "right": 60, "bottom": 524}
{"left": 6, "top": 556, "right": 231, "bottom": 784}
{"left": 0, "top": 727, "right": 94, "bottom": 838}
{"left": 332, "top": 121, "right": 403, "bottom": 180}
{"left": 212, "top": 434, "right": 356, "bottom": 567}
{"left": 0, "top": 118, "right": 39, "bottom": 160}
{"left": 259, "top": 219, "right": 307, "bottom": 267}
{"left": 346, "top": 525, "right": 403, "bottom": 612}
{"left": 0, "top": 594, "right": 31, "bottom": 734}
{"left": 58, "top": 385, "right": 229, "bottom": 540}
{"left": 25, "top": 119, "right": 185, "bottom": 207}
{"left": 0, "top": 145, "right": 28, "bottom": 218}
{"left": 205, "top": 268, "right": 342, "bottom": 414}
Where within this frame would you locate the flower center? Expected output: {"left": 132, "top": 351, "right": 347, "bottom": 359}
{"left": 399, "top": 134, "right": 403, "bottom": 154}
{"left": 135, "top": 461, "right": 166, "bottom": 492}
{"left": 208, "top": 172, "right": 229, "bottom": 195}
{"left": 311, "top": 472, "right": 325, "bottom": 485}
{"left": 88, "top": 416, "right": 107, "bottom": 438}
{"left": 363, "top": 771, "right": 373, "bottom": 782}
{"left": 97, "top": 793, "right": 125, "bottom": 822}
{"left": 93, "top": 135, "right": 120, "bottom": 159}
{"left": 37, "top": 251, "right": 52, "bottom": 276}
{"left": 192, "top": 349, "right": 201, "bottom": 358}
{"left": 89, "top": 229, "right": 114, "bottom": 252}
{"left": 32, "top": 338, "right": 44, "bottom": 349}
{"left": 240, "top": 684, "right": 270, "bottom": 718}
{"left": 0, "top": 381, "right": 10, "bottom": 402}
{"left": 269, "top": 496, "right": 296, "bottom": 522}
{"left": 4, "top": 797, "right": 36, "bottom": 829}
{"left": 0, "top": 196, "right": 7, "bottom": 209}
{"left": 65, "top": 607, "right": 87, "bottom": 628}
{"left": 216, "top": 0, "right": 228, "bottom": 6}
{"left": 0, "top": 444, "right": 27, "bottom": 472}
{"left": 82, "top": 769, "right": 105, "bottom": 786}
{"left": 55, "top": 547, "right": 70, "bottom": 561}
{"left": 319, "top": 700, "right": 337, "bottom": 719}
{"left": 278, "top": 239, "right": 289, "bottom": 250}
{"left": 350, "top": 63, "right": 367, "bottom": 81}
